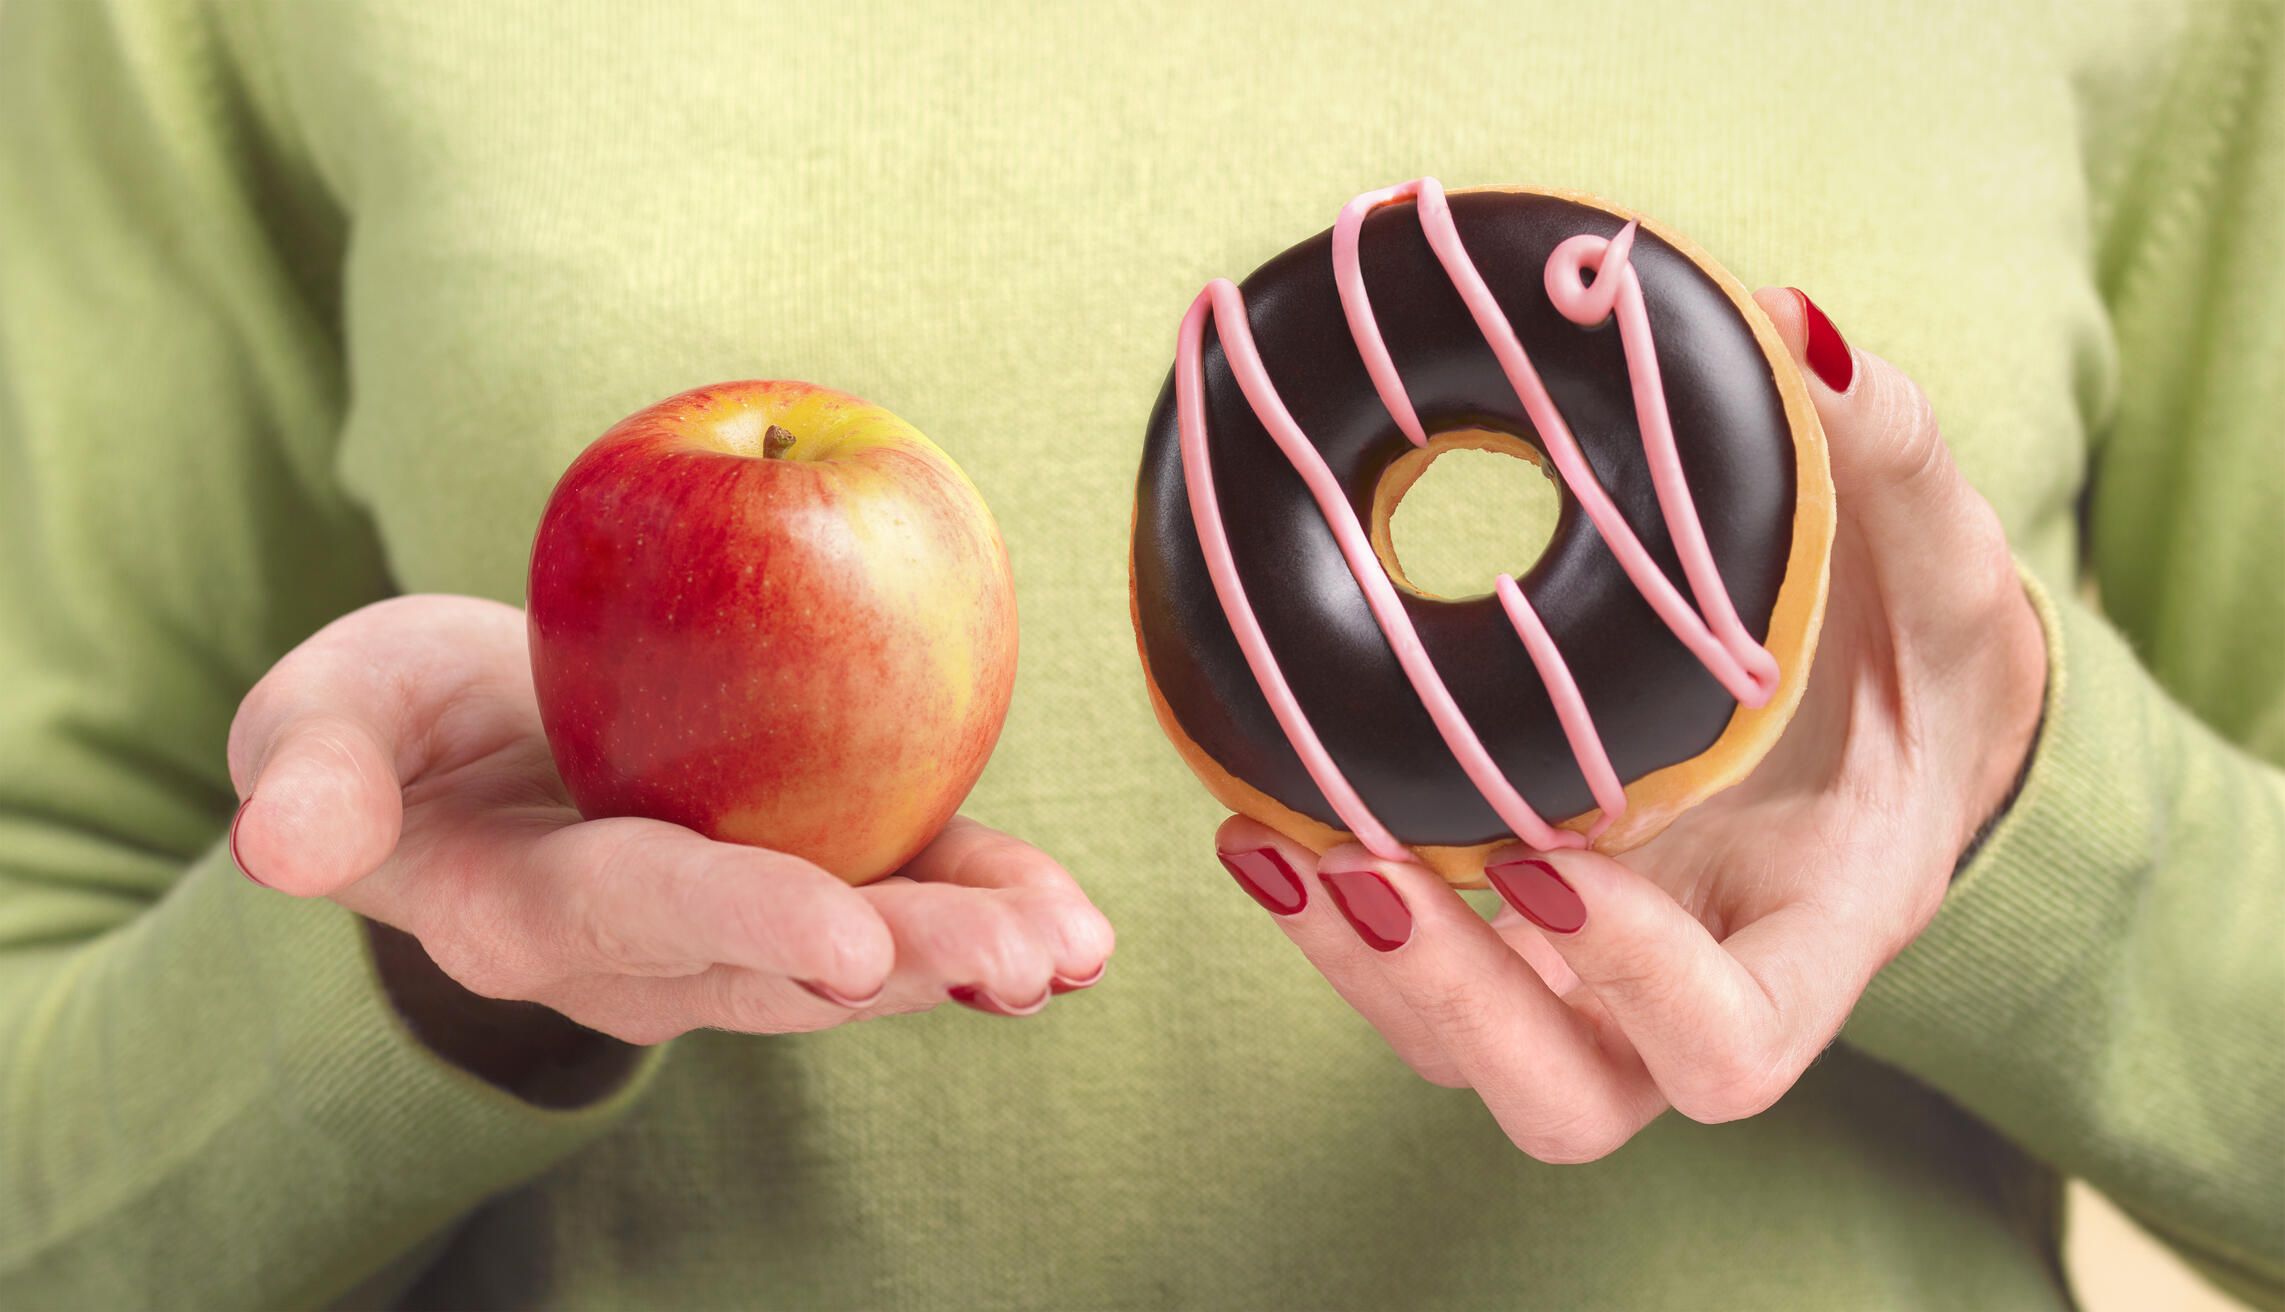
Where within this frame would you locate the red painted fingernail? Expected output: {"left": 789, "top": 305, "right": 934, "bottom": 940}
{"left": 228, "top": 797, "right": 264, "bottom": 887}
{"left": 1050, "top": 962, "right": 1107, "bottom": 995}
{"left": 796, "top": 979, "right": 884, "bottom": 1009}
{"left": 1791, "top": 288, "right": 1854, "bottom": 394}
{"left": 1484, "top": 858, "right": 1587, "bottom": 935}
{"left": 949, "top": 985, "right": 1050, "bottom": 1018}
{"left": 1218, "top": 846, "right": 1307, "bottom": 916}
{"left": 1317, "top": 867, "right": 1413, "bottom": 952}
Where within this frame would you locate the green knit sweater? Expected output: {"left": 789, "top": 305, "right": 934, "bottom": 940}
{"left": 2, "top": 2, "right": 2280, "bottom": 1308}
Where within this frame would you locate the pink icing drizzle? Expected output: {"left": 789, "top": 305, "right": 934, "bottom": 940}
{"left": 1176, "top": 179, "right": 1780, "bottom": 859}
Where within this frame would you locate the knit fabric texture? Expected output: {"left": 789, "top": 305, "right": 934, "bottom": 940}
{"left": 2, "top": 1, "right": 2280, "bottom": 1307}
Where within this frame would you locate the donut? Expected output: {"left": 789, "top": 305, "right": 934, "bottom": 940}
{"left": 1130, "top": 180, "right": 1834, "bottom": 886}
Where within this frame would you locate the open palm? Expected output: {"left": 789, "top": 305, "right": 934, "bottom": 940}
{"left": 229, "top": 594, "right": 1113, "bottom": 1047}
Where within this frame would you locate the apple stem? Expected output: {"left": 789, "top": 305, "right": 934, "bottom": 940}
{"left": 763, "top": 424, "right": 797, "bottom": 459}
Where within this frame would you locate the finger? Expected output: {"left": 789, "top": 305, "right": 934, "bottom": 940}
{"left": 1485, "top": 846, "right": 1853, "bottom": 1124}
{"left": 901, "top": 816, "right": 1071, "bottom": 891}
{"left": 466, "top": 816, "right": 897, "bottom": 1002}
{"left": 897, "top": 818, "right": 1115, "bottom": 987}
{"left": 1314, "top": 844, "right": 1667, "bottom": 1161}
{"left": 1756, "top": 284, "right": 2030, "bottom": 653}
{"left": 1486, "top": 901, "right": 1584, "bottom": 998}
{"left": 225, "top": 597, "right": 528, "bottom": 896}
{"left": 551, "top": 964, "right": 890, "bottom": 1044}
{"left": 858, "top": 878, "right": 1064, "bottom": 1015}
{"left": 1215, "top": 817, "right": 1466, "bottom": 1087}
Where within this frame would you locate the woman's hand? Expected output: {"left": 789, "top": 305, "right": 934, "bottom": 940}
{"left": 1213, "top": 288, "right": 2047, "bottom": 1161}
{"left": 227, "top": 595, "right": 1113, "bottom": 1064}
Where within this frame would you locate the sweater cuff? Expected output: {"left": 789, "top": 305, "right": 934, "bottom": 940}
{"left": 166, "top": 841, "right": 665, "bottom": 1285}
{"left": 1844, "top": 565, "right": 2145, "bottom": 1080}
{"left": 206, "top": 842, "right": 665, "bottom": 1170}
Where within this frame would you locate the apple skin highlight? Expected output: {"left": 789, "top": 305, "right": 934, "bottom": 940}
{"left": 528, "top": 380, "right": 1019, "bottom": 885}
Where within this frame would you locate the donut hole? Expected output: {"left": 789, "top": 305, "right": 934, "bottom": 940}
{"left": 1371, "top": 430, "right": 1562, "bottom": 601}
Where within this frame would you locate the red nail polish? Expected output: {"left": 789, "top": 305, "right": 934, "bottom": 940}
{"left": 949, "top": 985, "right": 1050, "bottom": 1017}
{"left": 1218, "top": 846, "right": 1307, "bottom": 916}
{"left": 1049, "top": 962, "right": 1106, "bottom": 995}
{"left": 1484, "top": 858, "right": 1586, "bottom": 935}
{"left": 796, "top": 979, "right": 884, "bottom": 1009}
{"left": 228, "top": 797, "right": 264, "bottom": 887}
{"left": 1791, "top": 288, "right": 1854, "bottom": 393}
{"left": 1317, "top": 867, "right": 1413, "bottom": 951}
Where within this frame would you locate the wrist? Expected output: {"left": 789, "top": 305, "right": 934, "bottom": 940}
{"left": 1956, "top": 573, "right": 2050, "bottom": 866}
{"left": 363, "top": 918, "right": 642, "bottom": 1108}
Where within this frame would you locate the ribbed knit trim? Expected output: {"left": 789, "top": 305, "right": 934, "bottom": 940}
{"left": 278, "top": 895, "right": 654, "bottom": 1141}
{"left": 195, "top": 843, "right": 664, "bottom": 1300}
{"left": 240, "top": 847, "right": 662, "bottom": 1157}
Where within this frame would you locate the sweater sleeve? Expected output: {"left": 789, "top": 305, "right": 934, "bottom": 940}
{"left": 1843, "top": 3, "right": 2285, "bottom": 1305}
{"left": 0, "top": 1, "right": 657, "bottom": 1306}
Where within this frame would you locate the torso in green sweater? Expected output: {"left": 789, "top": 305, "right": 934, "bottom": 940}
{"left": 340, "top": 6, "right": 2093, "bottom": 1306}
{"left": 5, "top": 1, "right": 2282, "bottom": 1308}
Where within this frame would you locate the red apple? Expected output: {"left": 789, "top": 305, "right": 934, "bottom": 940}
{"left": 527, "top": 380, "right": 1018, "bottom": 884}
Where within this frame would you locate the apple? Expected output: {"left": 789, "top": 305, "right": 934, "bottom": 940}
{"left": 527, "top": 380, "right": 1019, "bottom": 884}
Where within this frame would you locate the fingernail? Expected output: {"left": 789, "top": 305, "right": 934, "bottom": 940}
{"left": 1790, "top": 288, "right": 1854, "bottom": 394}
{"left": 949, "top": 985, "right": 1051, "bottom": 1018}
{"left": 1049, "top": 962, "right": 1107, "bottom": 995}
{"left": 1484, "top": 858, "right": 1587, "bottom": 935}
{"left": 229, "top": 797, "right": 264, "bottom": 887}
{"left": 1317, "top": 866, "right": 1413, "bottom": 952}
{"left": 796, "top": 979, "right": 884, "bottom": 1009}
{"left": 1218, "top": 846, "right": 1307, "bottom": 916}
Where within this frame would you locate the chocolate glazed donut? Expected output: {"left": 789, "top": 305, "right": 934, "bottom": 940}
{"left": 1131, "top": 183, "right": 1833, "bottom": 884}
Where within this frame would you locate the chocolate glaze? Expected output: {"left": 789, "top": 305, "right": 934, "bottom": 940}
{"left": 1133, "top": 191, "right": 1797, "bottom": 847}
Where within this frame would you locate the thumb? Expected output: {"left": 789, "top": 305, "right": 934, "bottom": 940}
{"left": 1754, "top": 286, "right": 1964, "bottom": 528}
{"left": 224, "top": 596, "right": 523, "bottom": 897}
{"left": 227, "top": 710, "right": 402, "bottom": 899}
{"left": 1753, "top": 286, "right": 2018, "bottom": 614}
{"left": 1484, "top": 843, "right": 1839, "bottom": 1123}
